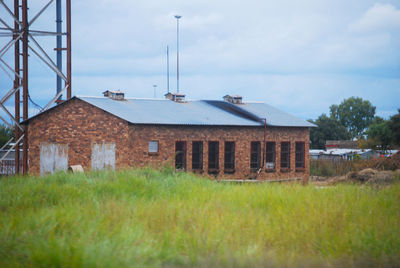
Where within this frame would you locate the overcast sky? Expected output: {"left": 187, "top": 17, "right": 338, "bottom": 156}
{"left": 0, "top": 0, "right": 399, "bottom": 120}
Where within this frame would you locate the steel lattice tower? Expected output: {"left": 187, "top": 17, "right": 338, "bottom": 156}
{"left": 0, "top": 0, "right": 71, "bottom": 174}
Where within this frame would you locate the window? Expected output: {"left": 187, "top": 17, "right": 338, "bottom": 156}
{"left": 224, "top": 142, "right": 235, "bottom": 172}
{"left": 250, "top": 141, "right": 261, "bottom": 171}
{"left": 148, "top": 141, "right": 158, "bottom": 153}
{"left": 175, "top": 141, "right": 186, "bottom": 170}
{"left": 192, "top": 141, "right": 203, "bottom": 170}
{"left": 295, "top": 142, "right": 305, "bottom": 169}
{"left": 208, "top": 141, "right": 219, "bottom": 170}
{"left": 266, "top": 142, "right": 276, "bottom": 169}
{"left": 280, "top": 142, "right": 290, "bottom": 169}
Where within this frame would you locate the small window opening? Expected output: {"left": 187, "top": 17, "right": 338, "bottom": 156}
{"left": 280, "top": 142, "right": 290, "bottom": 169}
{"left": 266, "top": 142, "right": 276, "bottom": 169}
{"left": 250, "top": 141, "right": 261, "bottom": 172}
{"left": 224, "top": 141, "right": 235, "bottom": 173}
{"left": 192, "top": 141, "right": 203, "bottom": 170}
{"left": 208, "top": 141, "right": 219, "bottom": 171}
{"left": 148, "top": 141, "right": 159, "bottom": 153}
{"left": 175, "top": 141, "right": 186, "bottom": 170}
{"left": 295, "top": 142, "right": 305, "bottom": 169}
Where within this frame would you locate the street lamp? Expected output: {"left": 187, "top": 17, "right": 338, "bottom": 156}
{"left": 174, "top": 15, "right": 182, "bottom": 93}
{"left": 153, "top": 84, "right": 157, "bottom": 98}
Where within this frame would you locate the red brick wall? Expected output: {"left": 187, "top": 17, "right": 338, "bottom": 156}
{"left": 28, "top": 98, "right": 310, "bottom": 181}
{"left": 28, "top": 98, "right": 131, "bottom": 174}
{"left": 129, "top": 125, "right": 310, "bottom": 181}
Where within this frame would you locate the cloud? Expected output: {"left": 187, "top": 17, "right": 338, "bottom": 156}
{"left": 349, "top": 3, "right": 400, "bottom": 34}
{"left": 1, "top": 0, "right": 399, "bottom": 121}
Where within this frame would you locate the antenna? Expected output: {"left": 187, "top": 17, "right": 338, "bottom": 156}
{"left": 166, "top": 45, "right": 170, "bottom": 94}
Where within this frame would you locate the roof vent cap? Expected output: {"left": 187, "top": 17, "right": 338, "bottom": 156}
{"left": 103, "top": 90, "right": 125, "bottom": 100}
{"left": 165, "top": 92, "right": 186, "bottom": 102}
{"left": 223, "top": 94, "right": 243, "bottom": 104}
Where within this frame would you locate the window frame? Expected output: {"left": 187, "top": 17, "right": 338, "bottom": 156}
{"left": 175, "top": 141, "right": 187, "bottom": 170}
{"left": 208, "top": 141, "right": 219, "bottom": 173}
{"left": 192, "top": 141, "right": 203, "bottom": 171}
{"left": 295, "top": 141, "right": 305, "bottom": 170}
{"left": 265, "top": 141, "right": 276, "bottom": 171}
{"left": 250, "top": 141, "right": 261, "bottom": 172}
{"left": 148, "top": 140, "right": 159, "bottom": 155}
{"left": 224, "top": 141, "right": 235, "bottom": 173}
{"left": 280, "top": 141, "right": 291, "bottom": 170}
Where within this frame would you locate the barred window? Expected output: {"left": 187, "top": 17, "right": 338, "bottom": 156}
{"left": 175, "top": 141, "right": 186, "bottom": 170}
{"left": 280, "top": 142, "right": 290, "bottom": 169}
{"left": 208, "top": 141, "right": 219, "bottom": 170}
{"left": 250, "top": 141, "right": 261, "bottom": 171}
{"left": 224, "top": 142, "right": 235, "bottom": 171}
{"left": 295, "top": 142, "right": 305, "bottom": 168}
{"left": 266, "top": 142, "right": 276, "bottom": 169}
{"left": 192, "top": 141, "right": 203, "bottom": 170}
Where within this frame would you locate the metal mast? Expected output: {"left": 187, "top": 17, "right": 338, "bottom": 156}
{"left": 166, "top": 45, "right": 169, "bottom": 94}
{"left": 0, "top": 0, "right": 72, "bottom": 175}
{"left": 174, "top": 15, "right": 181, "bottom": 93}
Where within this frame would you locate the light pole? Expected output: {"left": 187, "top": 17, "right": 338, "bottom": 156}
{"left": 166, "top": 45, "right": 170, "bottom": 94}
{"left": 174, "top": 15, "right": 181, "bottom": 93}
{"left": 153, "top": 84, "right": 157, "bottom": 98}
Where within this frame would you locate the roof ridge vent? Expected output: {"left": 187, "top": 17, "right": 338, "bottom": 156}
{"left": 165, "top": 92, "right": 186, "bottom": 102}
{"left": 223, "top": 94, "right": 243, "bottom": 104}
{"left": 103, "top": 90, "right": 125, "bottom": 100}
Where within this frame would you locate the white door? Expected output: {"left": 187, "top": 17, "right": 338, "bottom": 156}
{"left": 40, "top": 143, "right": 68, "bottom": 175}
{"left": 91, "top": 143, "right": 116, "bottom": 171}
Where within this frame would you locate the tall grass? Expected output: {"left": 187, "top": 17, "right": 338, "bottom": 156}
{"left": 0, "top": 168, "right": 399, "bottom": 267}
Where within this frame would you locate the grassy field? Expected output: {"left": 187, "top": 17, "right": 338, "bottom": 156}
{"left": 0, "top": 168, "right": 399, "bottom": 267}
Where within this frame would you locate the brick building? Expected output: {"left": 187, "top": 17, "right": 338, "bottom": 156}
{"left": 24, "top": 92, "right": 315, "bottom": 181}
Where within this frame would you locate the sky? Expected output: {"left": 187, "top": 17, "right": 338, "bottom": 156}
{"left": 0, "top": 0, "right": 399, "bottom": 121}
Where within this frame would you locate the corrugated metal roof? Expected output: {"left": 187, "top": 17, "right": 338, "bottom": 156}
{"left": 79, "top": 97, "right": 260, "bottom": 126}
{"left": 233, "top": 102, "right": 316, "bottom": 127}
{"left": 23, "top": 96, "right": 315, "bottom": 127}
{"left": 77, "top": 96, "right": 315, "bottom": 127}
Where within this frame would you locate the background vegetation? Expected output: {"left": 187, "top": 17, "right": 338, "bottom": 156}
{"left": 1, "top": 168, "right": 399, "bottom": 267}
{"left": 308, "top": 97, "right": 400, "bottom": 150}
{"left": 0, "top": 125, "right": 13, "bottom": 148}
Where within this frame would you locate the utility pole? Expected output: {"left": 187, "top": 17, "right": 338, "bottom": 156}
{"left": 174, "top": 15, "right": 181, "bottom": 93}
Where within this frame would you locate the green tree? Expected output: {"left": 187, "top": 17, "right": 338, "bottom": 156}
{"left": 365, "top": 117, "right": 393, "bottom": 151}
{"left": 388, "top": 109, "right": 400, "bottom": 146}
{"left": 330, "top": 97, "right": 375, "bottom": 139}
{"left": 0, "top": 124, "right": 13, "bottom": 148}
{"left": 308, "top": 114, "right": 350, "bottom": 149}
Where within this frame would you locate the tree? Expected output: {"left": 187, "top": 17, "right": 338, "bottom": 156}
{"left": 388, "top": 109, "right": 400, "bottom": 146}
{"left": 308, "top": 114, "right": 350, "bottom": 149}
{"left": 0, "top": 124, "right": 13, "bottom": 148}
{"left": 365, "top": 117, "right": 393, "bottom": 151}
{"left": 330, "top": 97, "right": 375, "bottom": 139}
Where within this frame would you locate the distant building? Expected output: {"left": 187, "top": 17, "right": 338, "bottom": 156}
{"left": 23, "top": 92, "right": 315, "bottom": 181}
{"left": 315, "top": 140, "right": 398, "bottom": 161}
{"left": 310, "top": 148, "right": 381, "bottom": 161}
